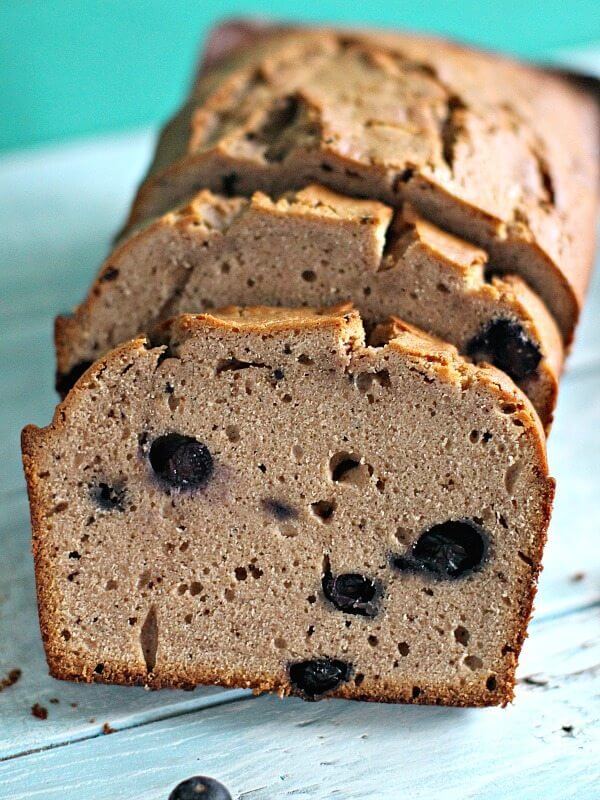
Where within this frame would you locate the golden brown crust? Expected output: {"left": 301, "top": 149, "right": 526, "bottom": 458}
{"left": 121, "top": 22, "right": 600, "bottom": 342}
{"left": 165, "top": 301, "right": 357, "bottom": 334}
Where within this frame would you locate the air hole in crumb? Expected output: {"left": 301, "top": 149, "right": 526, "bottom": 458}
{"left": 501, "top": 403, "right": 517, "bottom": 414}
{"left": 234, "top": 567, "right": 248, "bottom": 582}
{"left": 297, "top": 354, "right": 314, "bottom": 366}
{"left": 189, "top": 581, "right": 202, "bottom": 596}
{"left": 504, "top": 461, "right": 522, "bottom": 493}
{"left": 464, "top": 655, "right": 483, "bottom": 671}
{"left": 140, "top": 606, "right": 158, "bottom": 673}
{"left": 225, "top": 425, "right": 240, "bottom": 443}
{"left": 518, "top": 551, "right": 534, "bottom": 568}
{"left": 105, "top": 579, "right": 118, "bottom": 591}
{"left": 291, "top": 444, "right": 304, "bottom": 461}
{"left": 398, "top": 642, "right": 410, "bottom": 657}
{"left": 486, "top": 675, "right": 498, "bottom": 691}
{"left": 329, "top": 452, "right": 360, "bottom": 481}
{"left": 224, "top": 588, "right": 235, "bottom": 601}
{"left": 368, "top": 635, "right": 378, "bottom": 647}
{"left": 184, "top": 613, "right": 193, "bottom": 624}
{"left": 167, "top": 394, "right": 181, "bottom": 412}
{"left": 355, "top": 672, "right": 365, "bottom": 686}
{"left": 454, "top": 626, "right": 470, "bottom": 646}
{"left": 412, "top": 686, "right": 421, "bottom": 699}
{"left": 307, "top": 625, "right": 315, "bottom": 637}
{"left": 354, "top": 369, "right": 391, "bottom": 394}
{"left": 469, "top": 430, "right": 480, "bottom": 443}
{"left": 310, "top": 500, "right": 335, "bottom": 522}
{"left": 258, "top": 464, "right": 267, "bottom": 473}
{"left": 395, "top": 527, "right": 411, "bottom": 543}
{"left": 220, "top": 262, "right": 231, "bottom": 274}
{"left": 437, "top": 282, "right": 450, "bottom": 294}
{"left": 301, "top": 270, "right": 317, "bottom": 282}
{"left": 282, "top": 393, "right": 293, "bottom": 403}
{"left": 274, "top": 637, "right": 287, "bottom": 649}
{"left": 61, "top": 629, "right": 71, "bottom": 641}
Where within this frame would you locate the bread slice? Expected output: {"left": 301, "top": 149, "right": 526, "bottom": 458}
{"left": 120, "top": 25, "right": 600, "bottom": 342}
{"left": 24, "top": 305, "right": 553, "bottom": 706}
{"left": 56, "top": 185, "right": 563, "bottom": 428}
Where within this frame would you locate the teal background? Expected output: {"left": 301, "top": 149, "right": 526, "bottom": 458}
{"left": 2, "top": 0, "right": 600, "bottom": 153}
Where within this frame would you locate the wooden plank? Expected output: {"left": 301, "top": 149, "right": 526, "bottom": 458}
{"left": 0, "top": 603, "right": 596, "bottom": 800}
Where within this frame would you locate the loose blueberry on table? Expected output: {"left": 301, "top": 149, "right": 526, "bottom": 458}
{"left": 168, "top": 775, "right": 232, "bottom": 800}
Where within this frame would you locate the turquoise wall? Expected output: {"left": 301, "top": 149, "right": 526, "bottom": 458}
{"left": 2, "top": 0, "right": 599, "bottom": 153}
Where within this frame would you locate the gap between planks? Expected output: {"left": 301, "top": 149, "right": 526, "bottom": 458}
{"left": 0, "top": 688, "right": 252, "bottom": 765}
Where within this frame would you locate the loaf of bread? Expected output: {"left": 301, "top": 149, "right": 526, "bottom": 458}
{"left": 23, "top": 305, "right": 553, "bottom": 706}
{"left": 121, "top": 23, "right": 600, "bottom": 342}
{"left": 56, "top": 185, "right": 563, "bottom": 428}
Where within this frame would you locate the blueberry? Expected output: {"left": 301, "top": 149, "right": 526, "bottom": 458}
{"left": 322, "top": 570, "right": 379, "bottom": 616}
{"left": 92, "top": 482, "right": 126, "bottom": 512}
{"left": 262, "top": 498, "right": 296, "bottom": 521}
{"left": 55, "top": 361, "right": 93, "bottom": 397}
{"left": 392, "top": 520, "right": 488, "bottom": 579}
{"left": 168, "top": 776, "right": 232, "bottom": 800}
{"left": 466, "top": 319, "right": 541, "bottom": 382}
{"left": 149, "top": 434, "right": 213, "bottom": 489}
{"left": 289, "top": 658, "right": 352, "bottom": 700}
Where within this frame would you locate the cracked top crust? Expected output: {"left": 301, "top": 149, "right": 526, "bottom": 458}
{"left": 122, "top": 22, "right": 599, "bottom": 343}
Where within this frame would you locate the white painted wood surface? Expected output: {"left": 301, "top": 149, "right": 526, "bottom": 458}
{"left": 0, "top": 47, "right": 599, "bottom": 798}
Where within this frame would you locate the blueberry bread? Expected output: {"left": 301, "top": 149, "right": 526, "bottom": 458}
{"left": 24, "top": 305, "right": 554, "bottom": 706}
{"left": 56, "top": 185, "right": 563, "bottom": 428}
{"left": 121, "top": 23, "right": 600, "bottom": 342}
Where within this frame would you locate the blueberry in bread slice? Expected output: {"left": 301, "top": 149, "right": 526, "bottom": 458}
{"left": 121, "top": 25, "right": 600, "bottom": 342}
{"left": 56, "top": 185, "right": 562, "bottom": 428}
{"left": 25, "top": 305, "right": 554, "bottom": 706}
